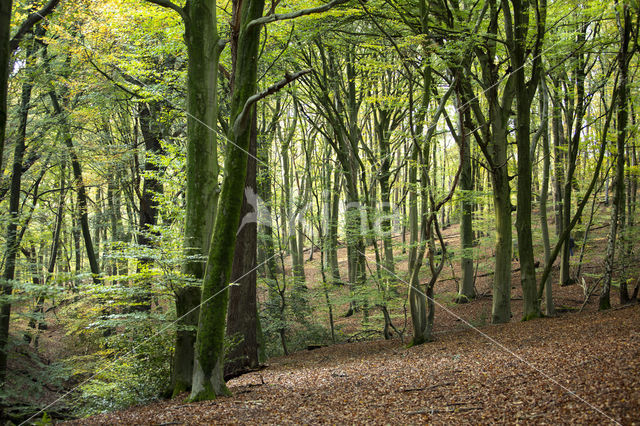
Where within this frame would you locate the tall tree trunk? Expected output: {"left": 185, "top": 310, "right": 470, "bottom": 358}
{"left": 487, "top": 84, "right": 514, "bottom": 324}
{"left": 225, "top": 109, "right": 259, "bottom": 380}
{"left": 560, "top": 25, "right": 586, "bottom": 288}
{"left": 551, "top": 83, "right": 565, "bottom": 237}
{"left": 189, "top": 0, "right": 265, "bottom": 401}
{"left": 0, "top": 0, "right": 59, "bottom": 182}
{"left": 136, "top": 102, "right": 164, "bottom": 312}
{"left": 256, "top": 100, "right": 280, "bottom": 277}
{"left": 28, "top": 160, "right": 66, "bottom": 334}
{"left": 505, "top": 0, "right": 545, "bottom": 320}
{"left": 602, "top": 2, "right": 631, "bottom": 309}
{"left": 471, "top": 0, "right": 516, "bottom": 323}
{"left": 150, "top": 0, "right": 225, "bottom": 396}
{"left": 0, "top": 0, "right": 12, "bottom": 178}
{"left": 0, "top": 38, "right": 34, "bottom": 395}
{"left": 257, "top": 127, "right": 276, "bottom": 279}
{"left": 49, "top": 90, "right": 101, "bottom": 283}
{"left": 456, "top": 87, "right": 475, "bottom": 302}
{"left": 328, "top": 167, "right": 341, "bottom": 283}
{"left": 539, "top": 82, "right": 554, "bottom": 316}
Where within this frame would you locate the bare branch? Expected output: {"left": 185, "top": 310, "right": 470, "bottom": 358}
{"left": 246, "top": 0, "right": 350, "bottom": 31}
{"left": 233, "top": 69, "right": 311, "bottom": 135}
{"left": 145, "top": 0, "right": 188, "bottom": 23}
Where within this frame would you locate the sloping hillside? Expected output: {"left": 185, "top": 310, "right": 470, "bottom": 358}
{"left": 67, "top": 304, "right": 640, "bottom": 425}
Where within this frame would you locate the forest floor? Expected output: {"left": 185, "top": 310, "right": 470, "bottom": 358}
{"left": 67, "top": 303, "right": 640, "bottom": 425}
{"left": 11, "top": 206, "right": 640, "bottom": 424}
{"left": 62, "top": 216, "right": 640, "bottom": 425}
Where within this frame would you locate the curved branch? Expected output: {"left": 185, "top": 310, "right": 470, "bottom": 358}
{"left": 246, "top": 0, "right": 350, "bottom": 31}
{"left": 233, "top": 69, "right": 311, "bottom": 135}
{"left": 9, "top": 0, "right": 60, "bottom": 52}
{"left": 145, "top": 0, "right": 188, "bottom": 23}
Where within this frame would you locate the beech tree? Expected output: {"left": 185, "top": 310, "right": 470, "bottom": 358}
{"left": 144, "top": 0, "right": 223, "bottom": 396}
{"left": 1, "top": 0, "right": 639, "bottom": 419}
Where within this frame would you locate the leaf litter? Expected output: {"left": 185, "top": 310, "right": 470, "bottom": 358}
{"left": 65, "top": 304, "right": 640, "bottom": 425}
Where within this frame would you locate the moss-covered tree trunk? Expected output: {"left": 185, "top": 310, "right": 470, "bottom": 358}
{"left": 189, "top": 0, "right": 264, "bottom": 401}
{"left": 472, "top": 0, "right": 515, "bottom": 324}
{"left": 150, "top": 0, "right": 224, "bottom": 396}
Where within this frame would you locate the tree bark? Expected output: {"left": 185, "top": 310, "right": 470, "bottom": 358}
{"left": 602, "top": 2, "right": 631, "bottom": 310}
{"left": 225, "top": 108, "right": 259, "bottom": 380}
{"left": 49, "top": 90, "right": 101, "bottom": 283}
{"left": 455, "top": 85, "right": 475, "bottom": 302}
{"left": 136, "top": 102, "right": 164, "bottom": 311}
{"left": 147, "top": 0, "right": 225, "bottom": 396}
{"left": 0, "top": 0, "right": 12, "bottom": 178}
{"left": 189, "top": 0, "right": 264, "bottom": 401}
{"left": 504, "top": 0, "right": 546, "bottom": 320}
{"left": 539, "top": 81, "right": 555, "bottom": 316}
{"left": 0, "top": 37, "right": 34, "bottom": 396}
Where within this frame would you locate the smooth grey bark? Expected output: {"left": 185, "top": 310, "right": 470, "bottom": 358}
{"left": 539, "top": 81, "right": 554, "bottom": 316}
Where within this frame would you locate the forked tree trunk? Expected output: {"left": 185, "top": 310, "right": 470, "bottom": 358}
{"left": 189, "top": 0, "right": 264, "bottom": 401}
